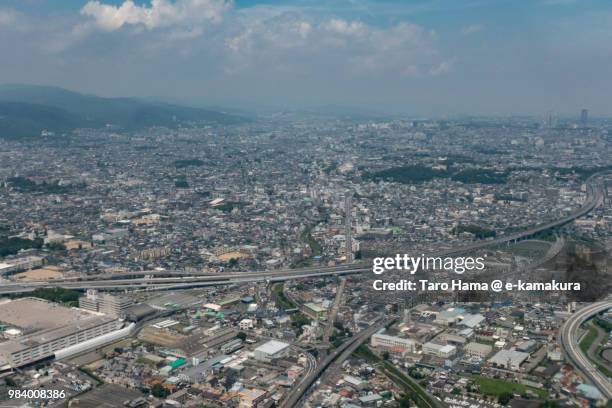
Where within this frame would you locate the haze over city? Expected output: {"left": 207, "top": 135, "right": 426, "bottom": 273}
{"left": 1, "top": 0, "right": 611, "bottom": 115}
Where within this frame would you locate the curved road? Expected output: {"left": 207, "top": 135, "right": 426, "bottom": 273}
{"left": 279, "top": 320, "right": 390, "bottom": 408}
{"left": 0, "top": 173, "right": 604, "bottom": 295}
{"left": 560, "top": 300, "right": 612, "bottom": 399}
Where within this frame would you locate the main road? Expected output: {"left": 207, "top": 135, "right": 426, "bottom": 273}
{"left": 0, "top": 174, "right": 604, "bottom": 294}
{"left": 279, "top": 319, "right": 391, "bottom": 408}
{"left": 323, "top": 277, "right": 346, "bottom": 342}
{"left": 559, "top": 300, "right": 612, "bottom": 399}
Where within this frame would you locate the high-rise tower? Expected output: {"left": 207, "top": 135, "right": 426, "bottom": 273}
{"left": 581, "top": 109, "right": 588, "bottom": 126}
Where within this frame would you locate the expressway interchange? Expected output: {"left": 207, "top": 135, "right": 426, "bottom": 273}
{"left": 560, "top": 300, "right": 612, "bottom": 400}
{"left": 279, "top": 319, "right": 392, "bottom": 408}
{"left": 0, "top": 178, "right": 604, "bottom": 295}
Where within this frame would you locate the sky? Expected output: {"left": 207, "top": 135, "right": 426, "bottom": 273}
{"left": 0, "top": 0, "right": 611, "bottom": 116}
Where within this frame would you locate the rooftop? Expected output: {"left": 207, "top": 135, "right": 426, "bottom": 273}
{"left": 254, "top": 339, "right": 290, "bottom": 355}
{"left": 0, "top": 298, "right": 99, "bottom": 332}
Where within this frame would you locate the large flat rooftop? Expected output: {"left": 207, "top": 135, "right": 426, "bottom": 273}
{"left": 0, "top": 297, "right": 99, "bottom": 332}
{"left": 0, "top": 298, "right": 120, "bottom": 358}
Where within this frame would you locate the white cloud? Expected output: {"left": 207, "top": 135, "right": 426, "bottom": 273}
{"left": 325, "top": 19, "right": 366, "bottom": 36}
{"left": 296, "top": 21, "right": 311, "bottom": 39}
{"left": 0, "top": 9, "right": 19, "bottom": 29}
{"left": 224, "top": 15, "right": 447, "bottom": 79}
{"left": 429, "top": 60, "right": 453, "bottom": 76}
{"left": 461, "top": 24, "right": 484, "bottom": 35}
{"left": 74, "top": 1, "right": 448, "bottom": 80}
{"left": 80, "top": 0, "right": 231, "bottom": 31}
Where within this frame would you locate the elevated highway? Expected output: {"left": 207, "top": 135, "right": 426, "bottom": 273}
{"left": 279, "top": 319, "right": 391, "bottom": 408}
{"left": 560, "top": 300, "right": 612, "bottom": 400}
{"left": 0, "top": 176, "right": 604, "bottom": 294}
{"left": 0, "top": 265, "right": 369, "bottom": 294}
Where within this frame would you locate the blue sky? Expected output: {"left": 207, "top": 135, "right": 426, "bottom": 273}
{"left": 1, "top": 0, "right": 610, "bottom": 115}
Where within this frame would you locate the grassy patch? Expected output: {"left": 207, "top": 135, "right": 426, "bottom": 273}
{"left": 581, "top": 320, "right": 612, "bottom": 378}
{"left": 352, "top": 345, "right": 440, "bottom": 408}
{"left": 271, "top": 283, "right": 311, "bottom": 336}
{"left": 136, "top": 356, "right": 157, "bottom": 368}
{"left": 452, "top": 224, "right": 496, "bottom": 239}
{"left": 301, "top": 224, "right": 322, "bottom": 256}
{"left": 7, "top": 176, "right": 85, "bottom": 194}
{"left": 353, "top": 344, "right": 380, "bottom": 363}
{"left": 595, "top": 362, "right": 612, "bottom": 378}
{"left": 271, "top": 283, "right": 296, "bottom": 310}
{"left": 79, "top": 367, "right": 103, "bottom": 385}
{"left": 11, "top": 287, "right": 80, "bottom": 307}
{"left": 595, "top": 317, "right": 612, "bottom": 332}
{"left": 469, "top": 376, "right": 547, "bottom": 398}
{"left": 0, "top": 236, "right": 44, "bottom": 257}
{"left": 579, "top": 323, "right": 599, "bottom": 355}
{"left": 364, "top": 165, "right": 507, "bottom": 185}
{"left": 381, "top": 361, "right": 441, "bottom": 408}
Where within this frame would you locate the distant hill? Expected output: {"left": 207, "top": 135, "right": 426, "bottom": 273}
{"left": 0, "top": 84, "right": 246, "bottom": 139}
{"left": 0, "top": 102, "right": 83, "bottom": 139}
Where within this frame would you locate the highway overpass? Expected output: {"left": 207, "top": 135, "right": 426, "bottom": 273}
{"left": 279, "top": 320, "right": 391, "bottom": 408}
{"left": 560, "top": 300, "right": 612, "bottom": 400}
{"left": 0, "top": 176, "right": 604, "bottom": 294}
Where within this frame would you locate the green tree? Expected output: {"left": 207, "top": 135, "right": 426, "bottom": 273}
{"left": 0, "top": 237, "right": 43, "bottom": 257}
{"left": 223, "top": 369, "right": 238, "bottom": 390}
{"left": 398, "top": 394, "right": 413, "bottom": 408}
{"left": 151, "top": 383, "right": 169, "bottom": 398}
{"left": 498, "top": 392, "right": 513, "bottom": 405}
{"left": 45, "top": 242, "right": 66, "bottom": 251}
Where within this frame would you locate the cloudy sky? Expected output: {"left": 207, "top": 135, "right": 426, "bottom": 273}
{"left": 0, "top": 0, "right": 610, "bottom": 115}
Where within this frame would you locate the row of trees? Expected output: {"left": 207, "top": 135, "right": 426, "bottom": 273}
{"left": 364, "top": 165, "right": 508, "bottom": 185}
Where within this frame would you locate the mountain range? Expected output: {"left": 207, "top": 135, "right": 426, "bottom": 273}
{"left": 0, "top": 84, "right": 246, "bottom": 139}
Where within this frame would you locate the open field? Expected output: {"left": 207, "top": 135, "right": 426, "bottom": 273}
{"left": 138, "top": 325, "right": 185, "bottom": 346}
{"left": 579, "top": 323, "right": 599, "bottom": 354}
{"left": 12, "top": 266, "right": 64, "bottom": 280}
{"left": 470, "top": 376, "right": 547, "bottom": 399}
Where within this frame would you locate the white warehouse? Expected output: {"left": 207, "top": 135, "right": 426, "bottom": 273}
{"left": 253, "top": 340, "right": 290, "bottom": 362}
{"left": 422, "top": 342, "right": 457, "bottom": 358}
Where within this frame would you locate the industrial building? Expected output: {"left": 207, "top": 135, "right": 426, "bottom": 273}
{"left": 422, "top": 342, "right": 457, "bottom": 358}
{"left": 463, "top": 342, "right": 493, "bottom": 358}
{"left": 434, "top": 307, "right": 465, "bottom": 326}
{"left": 0, "top": 256, "right": 43, "bottom": 276}
{"left": 0, "top": 298, "right": 124, "bottom": 369}
{"left": 220, "top": 339, "right": 243, "bottom": 354}
{"left": 371, "top": 333, "right": 417, "bottom": 353}
{"left": 516, "top": 340, "right": 538, "bottom": 353}
{"left": 488, "top": 349, "right": 530, "bottom": 371}
{"left": 253, "top": 340, "right": 289, "bottom": 362}
{"left": 304, "top": 303, "right": 326, "bottom": 319}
